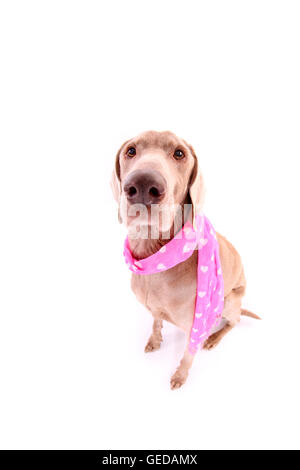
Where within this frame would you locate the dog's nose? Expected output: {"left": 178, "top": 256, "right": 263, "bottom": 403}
{"left": 123, "top": 170, "right": 166, "bottom": 206}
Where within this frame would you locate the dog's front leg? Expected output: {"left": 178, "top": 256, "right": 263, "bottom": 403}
{"left": 145, "top": 318, "right": 163, "bottom": 352}
{"left": 170, "top": 346, "right": 194, "bottom": 390}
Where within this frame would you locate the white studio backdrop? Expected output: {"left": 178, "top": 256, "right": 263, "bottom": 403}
{"left": 0, "top": 0, "right": 299, "bottom": 450}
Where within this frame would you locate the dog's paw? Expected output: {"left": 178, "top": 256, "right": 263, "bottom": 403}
{"left": 170, "top": 371, "right": 187, "bottom": 390}
{"left": 144, "top": 337, "right": 161, "bottom": 353}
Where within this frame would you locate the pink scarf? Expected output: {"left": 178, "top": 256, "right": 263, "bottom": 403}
{"left": 123, "top": 214, "right": 224, "bottom": 354}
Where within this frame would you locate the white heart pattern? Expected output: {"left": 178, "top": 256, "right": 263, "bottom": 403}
{"left": 198, "top": 291, "right": 206, "bottom": 298}
{"left": 195, "top": 313, "right": 202, "bottom": 318}
{"left": 192, "top": 328, "right": 198, "bottom": 332}
{"left": 157, "top": 263, "right": 166, "bottom": 270}
{"left": 200, "top": 265, "right": 208, "bottom": 273}
{"left": 183, "top": 243, "right": 192, "bottom": 253}
{"left": 199, "top": 238, "right": 208, "bottom": 246}
{"left": 159, "top": 246, "right": 166, "bottom": 253}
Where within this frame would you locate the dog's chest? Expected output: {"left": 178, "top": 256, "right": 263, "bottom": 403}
{"left": 131, "top": 251, "right": 198, "bottom": 331}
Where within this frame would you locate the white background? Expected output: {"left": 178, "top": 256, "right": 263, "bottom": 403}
{"left": 0, "top": 0, "right": 300, "bottom": 450}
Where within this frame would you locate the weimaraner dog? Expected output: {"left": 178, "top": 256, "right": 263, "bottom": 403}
{"left": 111, "top": 130, "right": 259, "bottom": 389}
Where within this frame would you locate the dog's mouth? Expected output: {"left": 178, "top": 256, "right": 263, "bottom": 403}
{"left": 121, "top": 199, "right": 180, "bottom": 242}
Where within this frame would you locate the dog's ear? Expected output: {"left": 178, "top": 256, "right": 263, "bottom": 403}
{"left": 110, "top": 153, "right": 121, "bottom": 203}
{"left": 186, "top": 143, "right": 206, "bottom": 228}
{"left": 110, "top": 140, "right": 128, "bottom": 223}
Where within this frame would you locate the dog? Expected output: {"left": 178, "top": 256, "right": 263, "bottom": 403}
{"left": 111, "top": 130, "right": 259, "bottom": 389}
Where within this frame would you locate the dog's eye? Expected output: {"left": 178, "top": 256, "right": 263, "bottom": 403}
{"left": 174, "top": 149, "right": 185, "bottom": 160}
{"left": 127, "top": 147, "right": 136, "bottom": 157}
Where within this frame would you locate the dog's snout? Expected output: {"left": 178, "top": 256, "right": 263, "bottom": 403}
{"left": 123, "top": 170, "right": 166, "bottom": 206}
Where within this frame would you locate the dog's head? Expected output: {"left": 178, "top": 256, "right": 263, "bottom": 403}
{"left": 111, "top": 130, "right": 205, "bottom": 237}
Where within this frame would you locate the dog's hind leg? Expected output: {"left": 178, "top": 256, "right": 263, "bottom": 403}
{"left": 203, "top": 286, "right": 244, "bottom": 350}
{"left": 203, "top": 322, "right": 234, "bottom": 350}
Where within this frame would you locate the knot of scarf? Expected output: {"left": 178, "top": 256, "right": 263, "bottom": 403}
{"left": 123, "top": 214, "right": 224, "bottom": 354}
